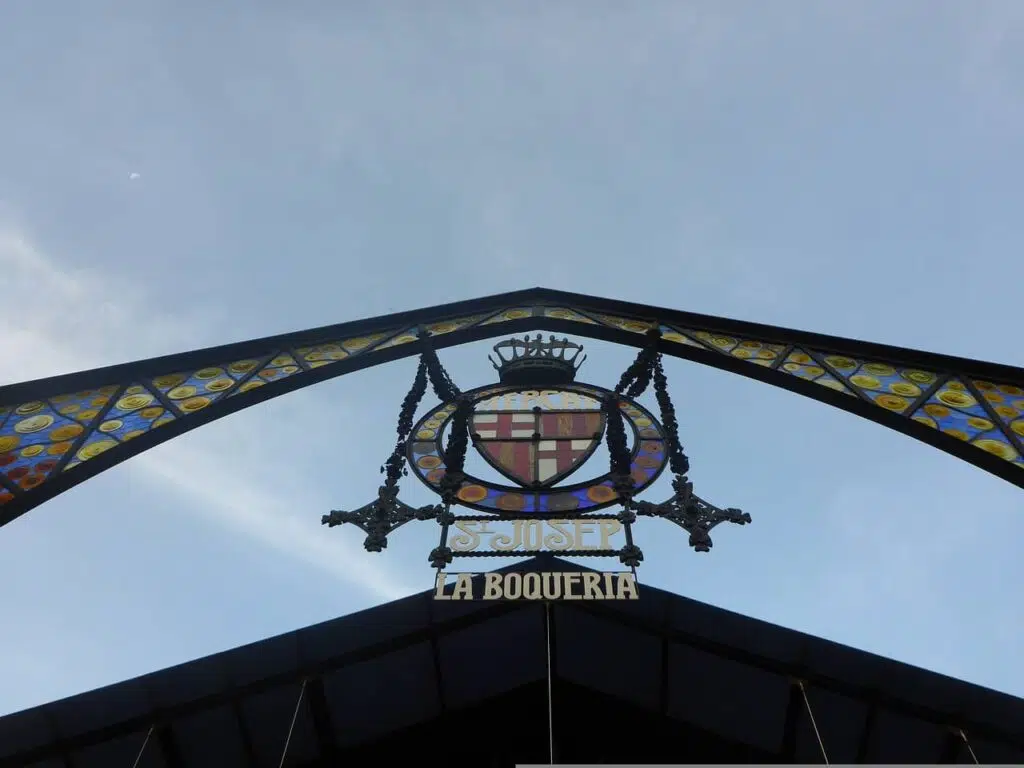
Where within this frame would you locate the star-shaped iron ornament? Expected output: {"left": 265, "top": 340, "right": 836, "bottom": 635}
{"left": 322, "top": 483, "right": 441, "bottom": 552}
{"left": 634, "top": 476, "right": 751, "bottom": 553}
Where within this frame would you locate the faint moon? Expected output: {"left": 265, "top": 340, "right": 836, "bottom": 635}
{"left": 128, "top": 172, "right": 141, "bottom": 180}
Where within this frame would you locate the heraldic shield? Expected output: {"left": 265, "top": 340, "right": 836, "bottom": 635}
{"left": 470, "top": 390, "right": 606, "bottom": 487}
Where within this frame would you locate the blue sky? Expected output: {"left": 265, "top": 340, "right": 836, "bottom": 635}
{"left": 1, "top": 2, "right": 1023, "bottom": 716}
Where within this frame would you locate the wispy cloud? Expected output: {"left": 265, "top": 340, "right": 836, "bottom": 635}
{"left": 0, "top": 218, "right": 415, "bottom": 603}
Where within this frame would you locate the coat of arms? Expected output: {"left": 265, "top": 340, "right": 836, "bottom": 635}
{"left": 323, "top": 331, "right": 750, "bottom": 573}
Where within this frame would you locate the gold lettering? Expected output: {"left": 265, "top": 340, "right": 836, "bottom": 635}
{"left": 598, "top": 519, "right": 621, "bottom": 549}
{"left": 481, "top": 389, "right": 611, "bottom": 413}
{"left": 520, "top": 390, "right": 541, "bottom": 409}
{"left": 523, "top": 573, "right": 543, "bottom": 600}
{"left": 434, "top": 572, "right": 451, "bottom": 600}
{"left": 486, "top": 393, "right": 512, "bottom": 410}
{"left": 616, "top": 573, "right": 639, "bottom": 600}
{"left": 491, "top": 523, "right": 520, "bottom": 552}
{"left": 449, "top": 521, "right": 484, "bottom": 552}
{"left": 452, "top": 574, "right": 474, "bottom": 600}
{"left": 448, "top": 519, "right": 622, "bottom": 554}
{"left": 543, "top": 520, "right": 573, "bottom": 551}
{"left": 563, "top": 573, "right": 582, "bottom": 599}
{"left": 574, "top": 521, "right": 598, "bottom": 550}
{"left": 538, "top": 390, "right": 560, "bottom": 409}
{"left": 433, "top": 571, "right": 638, "bottom": 601}
{"left": 504, "top": 573, "right": 522, "bottom": 599}
{"left": 482, "top": 573, "right": 502, "bottom": 600}
{"left": 542, "top": 573, "right": 562, "bottom": 600}
{"left": 521, "top": 520, "right": 544, "bottom": 550}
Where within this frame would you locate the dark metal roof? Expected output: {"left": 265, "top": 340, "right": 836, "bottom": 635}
{"left": 2, "top": 556, "right": 1022, "bottom": 766}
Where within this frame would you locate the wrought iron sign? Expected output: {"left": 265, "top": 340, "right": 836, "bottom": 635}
{"left": 322, "top": 329, "right": 751, "bottom": 599}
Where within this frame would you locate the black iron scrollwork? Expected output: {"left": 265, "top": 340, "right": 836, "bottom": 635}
{"left": 324, "top": 328, "right": 752, "bottom": 569}
{"left": 652, "top": 354, "right": 691, "bottom": 478}
{"left": 323, "top": 330, "right": 464, "bottom": 552}
{"left": 322, "top": 494, "right": 440, "bottom": 552}
{"left": 438, "top": 397, "right": 471, "bottom": 503}
{"left": 635, "top": 476, "right": 751, "bottom": 552}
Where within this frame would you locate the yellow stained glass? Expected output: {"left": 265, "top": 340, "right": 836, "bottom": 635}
{"left": 543, "top": 307, "right": 597, "bottom": 324}
{"left": 481, "top": 308, "right": 534, "bottom": 325}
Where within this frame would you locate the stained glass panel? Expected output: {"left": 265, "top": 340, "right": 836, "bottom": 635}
{"left": 64, "top": 433, "right": 118, "bottom": 471}
{"left": 151, "top": 368, "right": 237, "bottom": 416}
{"left": 543, "top": 307, "right": 598, "bottom": 324}
{"left": 340, "top": 333, "right": 389, "bottom": 355}
{"left": 481, "top": 308, "right": 533, "bottom": 325}
{"left": 293, "top": 343, "right": 349, "bottom": 369}
{"left": 911, "top": 380, "right": 1020, "bottom": 465}
{"left": 816, "top": 354, "right": 939, "bottom": 413}
{"left": 49, "top": 385, "right": 120, "bottom": 424}
{"left": 372, "top": 329, "right": 419, "bottom": 352}
{"left": 0, "top": 401, "right": 77, "bottom": 492}
{"left": 94, "top": 386, "right": 174, "bottom": 443}
{"left": 658, "top": 326, "right": 713, "bottom": 350}
{"left": 691, "top": 330, "right": 788, "bottom": 368}
{"left": 244, "top": 354, "right": 302, "bottom": 390}
{"left": 970, "top": 379, "right": 1024, "bottom": 442}
{"left": 294, "top": 329, "right": 399, "bottom": 369}
{"left": 592, "top": 313, "right": 653, "bottom": 334}
{"left": 778, "top": 349, "right": 853, "bottom": 396}
{"left": 425, "top": 315, "right": 488, "bottom": 336}
{"left": 687, "top": 330, "right": 743, "bottom": 353}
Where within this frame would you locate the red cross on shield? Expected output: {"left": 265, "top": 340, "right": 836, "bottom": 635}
{"left": 471, "top": 409, "right": 605, "bottom": 487}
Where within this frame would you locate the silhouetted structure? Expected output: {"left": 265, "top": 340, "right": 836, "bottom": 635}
{"left": 2, "top": 290, "right": 1023, "bottom": 765}
{"left": 1, "top": 557, "right": 1021, "bottom": 767}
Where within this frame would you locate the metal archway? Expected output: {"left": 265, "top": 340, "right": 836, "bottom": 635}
{"left": 1, "top": 287, "right": 1022, "bottom": 528}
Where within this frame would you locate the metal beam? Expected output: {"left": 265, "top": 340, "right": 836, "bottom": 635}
{"left": 544, "top": 602, "right": 560, "bottom": 764}
{"left": 938, "top": 726, "right": 965, "bottom": 764}
{"left": 0, "top": 600, "right": 529, "bottom": 768}
{"left": 6, "top": 589, "right": 1023, "bottom": 765}
{"left": 41, "top": 709, "right": 75, "bottom": 768}
{"left": 304, "top": 677, "right": 340, "bottom": 764}
{"left": 658, "top": 605, "right": 670, "bottom": 717}
{"left": 229, "top": 699, "right": 260, "bottom": 768}
{"left": 4, "top": 288, "right": 1024, "bottom": 527}
{"left": 566, "top": 601, "right": 1024, "bottom": 754}
{"left": 855, "top": 701, "right": 878, "bottom": 763}
{"left": 425, "top": 593, "right": 448, "bottom": 714}
{"left": 780, "top": 680, "right": 804, "bottom": 761}
{"left": 156, "top": 724, "right": 185, "bottom": 768}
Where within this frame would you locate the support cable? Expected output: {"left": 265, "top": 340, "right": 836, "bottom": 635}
{"left": 278, "top": 678, "right": 308, "bottom": 768}
{"left": 798, "top": 679, "right": 830, "bottom": 765}
{"left": 959, "top": 727, "right": 980, "bottom": 765}
{"left": 130, "top": 725, "right": 155, "bottom": 768}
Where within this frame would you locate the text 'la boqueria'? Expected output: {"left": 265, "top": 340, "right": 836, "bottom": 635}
{"left": 433, "top": 570, "right": 640, "bottom": 601}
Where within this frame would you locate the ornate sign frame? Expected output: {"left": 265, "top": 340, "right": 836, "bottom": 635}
{"left": 322, "top": 332, "right": 751, "bottom": 597}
